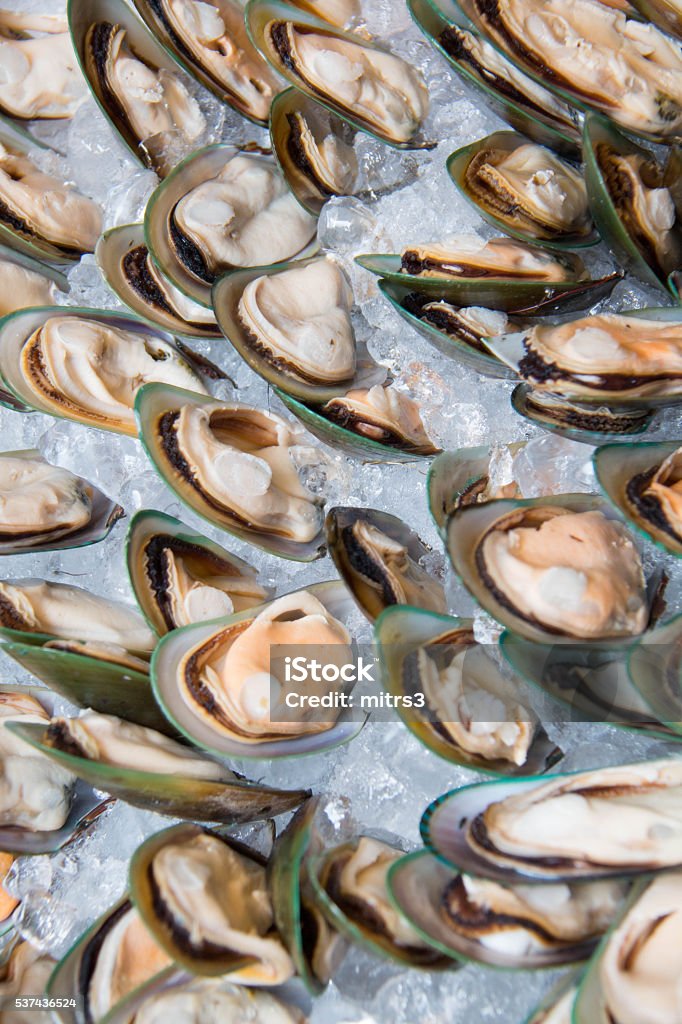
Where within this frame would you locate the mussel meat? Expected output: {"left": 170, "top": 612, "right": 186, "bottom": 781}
{"left": 0, "top": 11, "right": 86, "bottom": 119}
{"left": 322, "top": 385, "right": 440, "bottom": 455}
{"left": 400, "top": 235, "right": 583, "bottom": 281}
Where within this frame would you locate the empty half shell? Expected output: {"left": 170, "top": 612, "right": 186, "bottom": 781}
{"left": 9, "top": 710, "right": 310, "bottom": 824}
{"left": 69, "top": 0, "right": 209, "bottom": 176}
{"left": 130, "top": 823, "right": 295, "bottom": 979}
{"left": 131, "top": 0, "right": 282, "bottom": 123}
{"left": 135, "top": 384, "right": 326, "bottom": 560}
{"left": 375, "top": 605, "right": 562, "bottom": 774}
{"left": 0, "top": 10, "right": 86, "bottom": 120}
{"left": 127, "top": 509, "right": 269, "bottom": 635}
{"left": 326, "top": 506, "right": 446, "bottom": 622}
{"left": 96, "top": 223, "right": 222, "bottom": 340}
{"left": 144, "top": 145, "right": 318, "bottom": 306}
{"left": 447, "top": 131, "right": 597, "bottom": 249}
{"left": 387, "top": 849, "right": 627, "bottom": 970}
{"left": 151, "top": 582, "right": 364, "bottom": 759}
{"left": 0, "top": 307, "right": 211, "bottom": 437}
{"left": 270, "top": 88, "right": 358, "bottom": 214}
{"left": 0, "top": 449, "right": 123, "bottom": 556}
{"left": 446, "top": 494, "right": 649, "bottom": 643}
{"left": 248, "top": 0, "right": 430, "bottom": 147}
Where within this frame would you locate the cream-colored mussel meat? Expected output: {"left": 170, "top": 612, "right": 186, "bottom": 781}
{"left": 599, "top": 872, "right": 682, "bottom": 1024}
{"left": 121, "top": 243, "right": 219, "bottom": 329}
{"left": 291, "top": 0, "right": 361, "bottom": 27}
{"left": 165, "top": 402, "right": 323, "bottom": 542}
{"left": 133, "top": 979, "right": 303, "bottom": 1024}
{"left": 149, "top": 830, "right": 294, "bottom": 983}
{"left": 237, "top": 259, "right": 356, "bottom": 384}
{"left": 147, "top": 1, "right": 280, "bottom": 122}
{"left": 322, "top": 384, "right": 440, "bottom": 454}
{"left": 400, "top": 235, "right": 579, "bottom": 280}
{"left": 0, "top": 145, "right": 102, "bottom": 258}
{"left": 0, "top": 455, "right": 92, "bottom": 544}
{"left": 417, "top": 644, "right": 536, "bottom": 765}
{"left": 0, "top": 11, "right": 86, "bottom": 119}
{"left": 179, "top": 591, "right": 352, "bottom": 741}
{"left": 0, "top": 942, "right": 55, "bottom": 1024}
{"left": 286, "top": 109, "right": 358, "bottom": 197}
{"left": 477, "top": 507, "right": 647, "bottom": 639}
{"left": 627, "top": 446, "right": 682, "bottom": 543}
{"left": 171, "top": 155, "right": 317, "bottom": 281}
{"left": 0, "top": 693, "right": 73, "bottom": 831}
{"left": 18, "top": 316, "right": 207, "bottom": 433}
{"left": 266, "top": 21, "right": 429, "bottom": 143}
{"left": 0, "top": 258, "right": 58, "bottom": 316}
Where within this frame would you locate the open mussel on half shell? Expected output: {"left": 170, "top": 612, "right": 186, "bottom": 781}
{"left": 270, "top": 88, "right": 359, "bottom": 215}
{"left": 356, "top": 235, "right": 622, "bottom": 313}
{"left": 387, "top": 849, "right": 629, "bottom": 970}
{"left": 573, "top": 872, "right": 682, "bottom": 1024}
{"left": 0, "top": 245, "right": 68, "bottom": 315}
{"left": 407, "top": 0, "right": 581, "bottom": 158}
{"left": 135, "top": 384, "right": 326, "bottom": 560}
{"left": 375, "top": 605, "right": 562, "bottom": 775}
{"left": 7, "top": 709, "right": 310, "bottom": 825}
{"left": 583, "top": 115, "right": 682, "bottom": 294}
{"left": 485, "top": 307, "right": 682, "bottom": 409}
{"left": 129, "top": 822, "right": 296, "bottom": 980}
{"left": 594, "top": 440, "right": 682, "bottom": 557}
{"left": 447, "top": 131, "right": 597, "bottom": 249}
{"left": 510, "top": 385, "right": 656, "bottom": 447}
{"left": 126, "top": 509, "right": 270, "bottom": 635}
{"left": 0, "top": 307, "right": 214, "bottom": 437}
{"left": 627, "top": 613, "right": 682, "bottom": 736}
{"left": 69, "top": 0, "right": 209, "bottom": 177}
{"left": 0, "top": 449, "right": 124, "bottom": 556}
{"left": 130, "top": 0, "right": 281, "bottom": 123}
{"left": 96, "top": 224, "right": 222, "bottom": 341}
{"left": 326, "top": 506, "right": 447, "bottom": 622}
{"left": 454, "top": 0, "right": 682, "bottom": 144}
{"left": 247, "top": 0, "right": 430, "bottom": 148}
{"left": 267, "top": 798, "right": 348, "bottom": 993}
{"left": 144, "top": 144, "right": 318, "bottom": 307}
{"left": 150, "top": 582, "right": 365, "bottom": 759}
{"left": 427, "top": 444, "right": 522, "bottom": 535}
{"left": 307, "top": 836, "right": 452, "bottom": 967}
{"left": 446, "top": 493, "right": 650, "bottom": 644}
{"left": 0, "top": 943, "right": 56, "bottom": 1021}
{"left": 421, "top": 758, "right": 682, "bottom": 883}
{"left": 212, "top": 256, "right": 379, "bottom": 404}
{"left": 0, "top": 10, "right": 87, "bottom": 121}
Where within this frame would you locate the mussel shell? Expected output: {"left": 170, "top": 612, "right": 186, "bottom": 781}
{"left": 135, "top": 383, "right": 326, "bottom": 561}
{"left": 407, "top": 0, "right": 581, "bottom": 158}
{"left": 212, "top": 257, "right": 384, "bottom": 403}
{"left": 500, "top": 631, "right": 678, "bottom": 741}
{"left": 307, "top": 841, "right": 453, "bottom": 967}
{"left": 151, "top": 580, "right": 366, "bottom": 759}
{"left": 387, "top": 850, "right": 602, "bottom": 969}
{"left": 130, "top": 0, "right": 283, "bottom": 123}
{"left": 325, "top": 506, "right": 445, "bottom": 622}
{"left": 270, "top": 88, "right": 358, "bottom": 215}
{"left": 511, "top": 385, "right": 655, "bottom": 446}
{"left": 126, "top": 508, "right": 270, "bottom": 636}
{"left": 627, "top": 614, "right": 682, "bottom": 737}
{"left": 0, "top": 306, "right": 214, "bottom": 437}
{"left": 274, "top": 387, "right": 437, "bottom": 464}
{"left": 446, "top": 131, "right": 599, "bottom": 250}
{"left": 68, "top": 0, "right": 199, "bottom": 175}
{"left": 355, "top": 254, "right": 622, "bottom": 313}
{"left": 583, "top": 114, "right": 680, "bottom": 294}
{"left": 246, "top": 0, "right": 433, "bottom": 150}
{"left": 377, "top": 280, "right": 515, "bottom": 377}
{"left": 128, "top": 823, "right": 267, "bottom": 976}
{"left": 374, "top": 605, "right": 563, "bottom": 774}
{"left": 0, "top": 640, "right": 170, "bottom": 734}
{"left": 0, "top": 449, "right": 124, "bottom": 557}
{"left": 446, "top": 492, "right": 641, "bottom": 644}
{"left": 96, "top": 224, "right": 222, "bottom": 341}
{"left": 6, "top": 720, "right": 310, "bottom": 825}
{"left": 144, "top": 144, "right": 319, "bottom": 308}
{"left": 426, "top": 444, "right": 525, "bottom": 535}
{"left": 484, "top": 306, "right": 682, "bottom": 409}
{"left": 593, "top": 440, "right": 682, "bottom": 557}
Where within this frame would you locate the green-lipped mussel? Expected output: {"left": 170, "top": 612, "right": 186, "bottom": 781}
{"left": 510, "top": 385, "right": 655, "bottom": 446}
{"left": 0, "top": 10, "right": 86, "bottom": 120}
{"left": 427, "top": 444, "right": 522, "bottom": 536}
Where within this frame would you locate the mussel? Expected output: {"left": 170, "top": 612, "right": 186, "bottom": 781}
{"left": 131, "top": 0, "right": 281, "bottom": 122}
{"left": 289, "top": 0, "right": 361, "bottom": 27}
{"left": 0, "top": 246, "right": 67, "bottom": 314}
{"left": 145, "top": 145, "right": 318, "bottom": 306}
{"left": 247, "top": 0, "right": 429, "bottom": 146}
{"left": 0, "top": 10, "right": 86, "bottom": 120}
{"left": 130, "top": 977, "right": 306, "bottom": 1024}
{"left": 426, "top": 444, "right": 522, "bottom": 536}
{"left": 0, "top": 942, "right": 55, "bottom": 1022}
{"left": 510, "top": 385, "right": 655, "bottom": 446}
